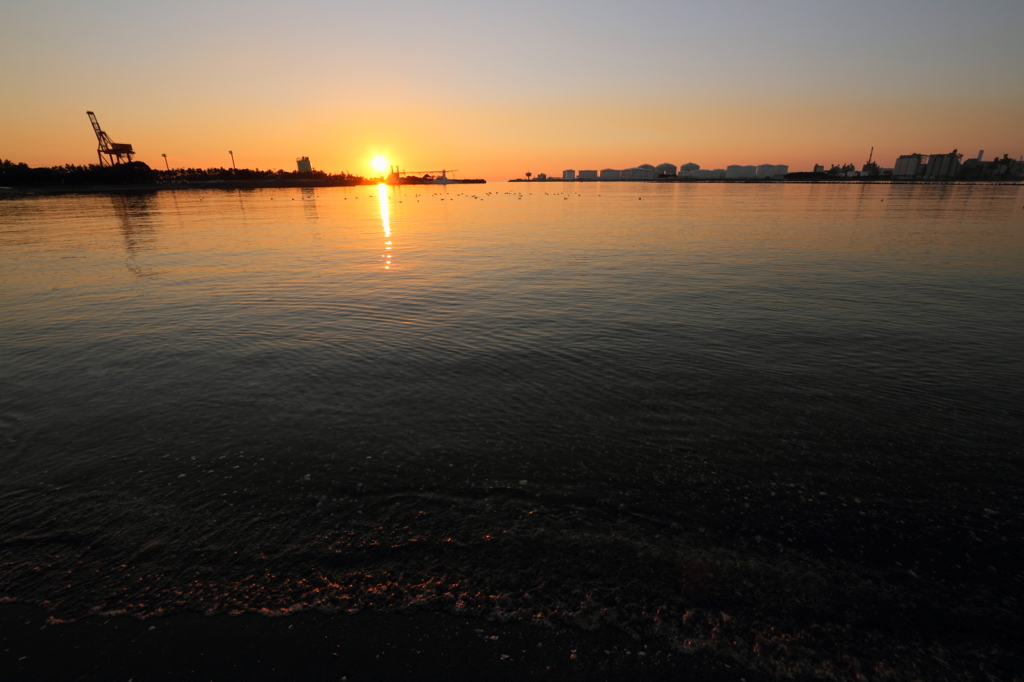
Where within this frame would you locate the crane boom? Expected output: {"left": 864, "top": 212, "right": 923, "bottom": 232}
{"left": 88, "top": 112, "right": 104, "bottom": 138}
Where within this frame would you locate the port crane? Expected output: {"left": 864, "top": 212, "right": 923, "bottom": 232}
{"left": 387, "top": 166, "right": 460, "bottom": 184}
{"left": 861, "top": 146, "right": 880, "bottom": 176}
{"left": 86, "top": 111, "right": 135, "bottom": 166}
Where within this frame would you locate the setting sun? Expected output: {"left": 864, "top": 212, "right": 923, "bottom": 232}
{"left": 371, "top": 155, "right": 390, "bottom": 174}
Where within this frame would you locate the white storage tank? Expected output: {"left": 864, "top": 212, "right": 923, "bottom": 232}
{"left": 756, "top": 164, "right": 788, "bottom": 179}
{"left": 562, "top": 169, "right": 576, "bottom": 181}
{"left": 655, "top": 163, "right": 677, "bottom": 177}
{"left": 623, "top": 166, "right": 656, "bottom": 180}
{"left": 726, "top": 165, "right": 757, "bottom": 179}
{"left": 600, "top": 168, "right": 621, "bottom": 180}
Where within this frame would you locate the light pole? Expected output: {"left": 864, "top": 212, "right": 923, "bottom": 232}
{"left": 229, "top": 150, "right": 236, "bottom": 172}
{"left": 161, "top": 153, "right": 169, "bottom": 171}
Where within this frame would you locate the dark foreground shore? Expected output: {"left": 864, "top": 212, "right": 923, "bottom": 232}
{"left": 0, "top": 603, "right": 774, "bottom": 682}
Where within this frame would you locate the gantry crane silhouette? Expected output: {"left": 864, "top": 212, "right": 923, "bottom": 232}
{"left": 387, "top": 166, "right": 460, "bottom": 184}
{"left": 86, "top": 111, "right": 135, "bottom": 166}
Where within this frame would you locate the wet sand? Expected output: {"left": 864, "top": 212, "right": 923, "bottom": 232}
{"left": 0, "top": 603, "right": 773, "bottom": 681}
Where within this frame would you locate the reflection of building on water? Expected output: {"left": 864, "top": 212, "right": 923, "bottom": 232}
{"left": 377, "top": 184, "right": 392, "bottom": 270}
{"left": 300, "top": 187, "right": 319, "bottom": 221}
{"left": 109, "top": 194, "right": 157, "bottom": 278}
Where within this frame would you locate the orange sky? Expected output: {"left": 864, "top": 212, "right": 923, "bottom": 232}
{"left": 3, "top": 1, "right": 1022, "bottom": 178}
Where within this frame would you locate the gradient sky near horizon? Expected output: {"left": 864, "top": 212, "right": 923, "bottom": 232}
{"left": 2, "top": 0, "right": 1022, "bottom": 178}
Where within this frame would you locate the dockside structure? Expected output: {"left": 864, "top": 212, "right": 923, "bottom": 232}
{"left": 562, "top": 161, "right": 786, "bottom": 181}
{"left": 893, "top": 150, "right": 963, "bottom": 179}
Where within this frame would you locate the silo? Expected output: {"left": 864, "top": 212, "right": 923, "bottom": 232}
{"left": 923, "top": 150, "right": 961, "bottom": 179}
{"left": 894, "top": 154, "right": 923, "bottom": 178}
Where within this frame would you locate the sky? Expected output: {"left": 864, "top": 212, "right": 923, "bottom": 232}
{"left": 2, "top": 0, "right": 1022, "bottom": 178}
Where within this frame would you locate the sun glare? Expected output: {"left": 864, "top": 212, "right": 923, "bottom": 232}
{"left": 371, "top": 155, "right": 390, "bottom": 173}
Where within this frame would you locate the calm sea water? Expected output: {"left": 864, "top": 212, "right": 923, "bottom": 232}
{"left": 2, "top": 182, "right": 1022, "bottom": 679}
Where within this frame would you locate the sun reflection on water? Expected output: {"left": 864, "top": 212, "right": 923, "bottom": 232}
{"left": 376, "top": 183, "right": 392, "bottom": 270}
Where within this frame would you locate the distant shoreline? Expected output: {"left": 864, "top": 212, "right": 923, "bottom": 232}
{"left": 0, "top": 177, "right": 377, "bottom": 196}
{"left": 0, "top": 179, "right": 494, "bottom": 196}
{"left": 4, "top": 177, "right": 1022, "bottom": 197}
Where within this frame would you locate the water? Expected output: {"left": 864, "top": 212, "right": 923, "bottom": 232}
{"left": 1, "top": 182, "right": 1022, "bottom": 679}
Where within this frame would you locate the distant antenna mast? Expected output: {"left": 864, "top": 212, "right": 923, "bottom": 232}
{"left": 86, "top": 111, "right": 135, "bottom": 166}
